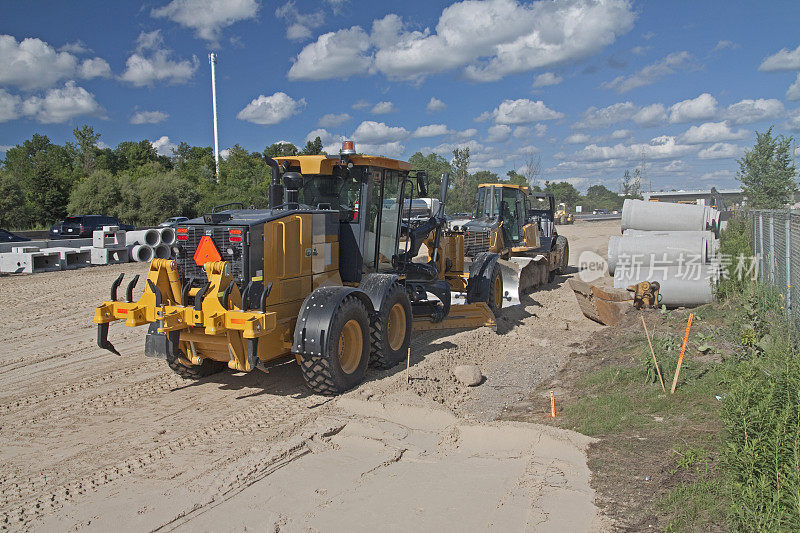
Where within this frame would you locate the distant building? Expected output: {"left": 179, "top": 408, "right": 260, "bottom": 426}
{"left": 643, "top": 188, "right": 745, "bottom": 209}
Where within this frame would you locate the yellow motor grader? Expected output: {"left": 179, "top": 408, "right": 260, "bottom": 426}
{"left": 94, "top": 143, "right": 503, "bottom": 394}
{"left": 461, "top": 184, "right": 569, "bottom": 301}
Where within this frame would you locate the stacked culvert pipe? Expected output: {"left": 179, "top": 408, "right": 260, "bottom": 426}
{"left": 125, "top": 228, "right": 161, "bottom": 262}
{"left": 610, "top": 199, "right": 722, "bottom": 307}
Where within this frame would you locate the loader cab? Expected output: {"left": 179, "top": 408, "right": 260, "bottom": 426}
{"left": 472, "top": 184, "right": 532, "bottom": 247}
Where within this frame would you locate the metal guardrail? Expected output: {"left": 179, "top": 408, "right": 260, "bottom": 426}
{"left": 751, "top": 210, "right": 797, "bottom": 311}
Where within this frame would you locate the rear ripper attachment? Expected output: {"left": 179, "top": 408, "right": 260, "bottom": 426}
{"left": 94, "top": 258, "right": 276, "bottom": 373}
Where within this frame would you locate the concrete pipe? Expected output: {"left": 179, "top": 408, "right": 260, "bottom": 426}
{"left": 126, "top": 228, "right": 161, "bottom": 247}
{"left": 621, "top": 230, "right": 720, "bottom": 257}
{"left": 154, "top": 243, "right": 171, "bottom": 259}
{"left": 621, "top": 199, "right": 715, "bottom": 234}
{"left": 613, "top": 264, "right": 717, "bottom": 307}
{"left": 129, "top": 244, "right": 154, "bottom": 263}
{"left": 608, "top": 234, "right": 708, "bottom": 275}
{"left": 159, "top": 227, "right": 177, "bottom": 246}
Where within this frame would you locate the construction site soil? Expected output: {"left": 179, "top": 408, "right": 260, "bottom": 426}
{"left": 0, "top": 220, "right": 620, "bottom": 532}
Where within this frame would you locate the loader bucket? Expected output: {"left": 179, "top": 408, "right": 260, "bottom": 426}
{"left": 496, "top": 256, "right": 550, "bottom": 304}
{"left": 568, "top": 278, "right": 631, "bottom": 326}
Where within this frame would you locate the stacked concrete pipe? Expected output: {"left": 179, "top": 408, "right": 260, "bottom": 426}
{"left": 130, "top": 244, "right": 155, "bottom": 263}
{"left": 610, "top": 199, "right": 723, "bottom": 307}
{"left": 154, "top": 243, "right": 171, "bottom": 259}
{"left": 126, "top": 229, "right": 160, "bottom": 262}
{"left": 608, "top": 234, "right": 709, "bottom": 275}
{"left": 621, "top": 199, "right": 721, "bottom": 237}
{"left": 159, "top": 227, "right": 176, "bottom": 246}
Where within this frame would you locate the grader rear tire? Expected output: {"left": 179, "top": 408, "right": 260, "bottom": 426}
{"left": 300, "top": 296, "right": 370, "bottom": 395}
{"left": 369, "top": 283, "right": 412, "bottom": 369}
{"left": 166, "top": 351, "right": 227, "bottom": 380}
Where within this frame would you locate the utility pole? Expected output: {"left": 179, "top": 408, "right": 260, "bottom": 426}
{"left": 209, "top": 52, "right": 220, "bottom": 182}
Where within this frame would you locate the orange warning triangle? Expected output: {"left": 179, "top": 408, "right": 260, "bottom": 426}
{"left": 194, "top": 235, "right": 222, "bottom": 266}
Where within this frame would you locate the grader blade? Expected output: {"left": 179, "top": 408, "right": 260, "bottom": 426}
{"left": 412, "top": 303, "right": 496, "bottom": 331}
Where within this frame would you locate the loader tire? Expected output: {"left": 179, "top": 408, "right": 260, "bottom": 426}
{"left": 467, "top": 254, "right": 504, "bottom": 316}
{"left": 555, "top": 236, "right": 569, "bottom": 275}
{"left": 166, "top": 351, "right": 227, "bottom": 380}
{"left": 300, "top": 296, "right": 370, "bottom": 395}
{"left": 369, "top": 283, "right": 412, "bottom": 369}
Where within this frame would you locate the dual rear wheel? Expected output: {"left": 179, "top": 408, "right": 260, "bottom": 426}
{"left": 301, "top": 284, "right": 412, "bottom": 395}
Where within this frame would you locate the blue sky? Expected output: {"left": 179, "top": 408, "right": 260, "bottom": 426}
{"left": 1, "top": 0, "right": 800, "bottom": 193}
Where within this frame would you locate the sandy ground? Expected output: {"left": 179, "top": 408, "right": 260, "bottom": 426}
{"left": 0, "top": 220, "right": 619, "bottom": 532}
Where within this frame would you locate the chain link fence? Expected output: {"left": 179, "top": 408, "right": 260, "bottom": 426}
{"left": 751, "top": 210, "right": 800, "bottom": 312}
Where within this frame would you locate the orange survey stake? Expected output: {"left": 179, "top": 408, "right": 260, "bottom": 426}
{"left": 670, "top": 313, "right": 694, "bottom": 394}
{"left": 550, "top": 390, "right": 556, "bottom": 418}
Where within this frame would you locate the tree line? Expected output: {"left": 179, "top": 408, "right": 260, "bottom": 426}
{"left": 0, "top": 125, "right": 630, "bottom": 230}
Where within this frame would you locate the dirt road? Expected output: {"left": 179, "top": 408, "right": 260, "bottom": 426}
{"left": 0, "top": 220, "right": 619, "bottom": 532}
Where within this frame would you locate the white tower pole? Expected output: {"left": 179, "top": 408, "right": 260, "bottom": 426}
{"left": 209, "top": 52, "right": 220, "bottom": 182}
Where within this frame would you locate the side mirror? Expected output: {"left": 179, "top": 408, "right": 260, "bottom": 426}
{"left": 416, "top": 171, "right": 429, "bottom": 197}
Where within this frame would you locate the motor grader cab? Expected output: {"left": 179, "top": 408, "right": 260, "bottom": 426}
{"left": 94, "top": 142, "right": 504, "bottom": 395}
{"left": 461, "top": 184, "right": 569, "bottom": 299}
{"left": 555, "top": 202, "right": 574, "bottom": 225}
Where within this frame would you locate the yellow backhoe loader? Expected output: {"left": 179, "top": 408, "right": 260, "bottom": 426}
{"left": 460, "top": 184, "right": 569, "bottom": 301}
{"left": 555, "top": 202, "right": 574, "bottom": 224}
{"left": 94, "top": 142, "right": 504, "bottom": 394}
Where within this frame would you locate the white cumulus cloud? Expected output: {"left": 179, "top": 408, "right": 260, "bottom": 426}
{"left": 371, "top": 101, "right": 396, "bottom": 114}
{"left": 151, "top": 0, "right": 259, "bottom": 44}
{"left": 151, "top": 135, "right": 178, "bottom": 156}
{"left": 788, "top": 74, "right": 800, "bottom": 101}
{"left": 603, "top": 51, "right": 695, "bottom": 93}
{"left": 130, "top": 110, "right": 169, "bottom": 124}
{"left": 411, "top": 124, "right": 450, "bottom": 138}
{"left": 725, "top": 98, "right": 785, "bottom": 124}
{"left": 668, "top": 93, "right": 718, "bottom": 123}
{"left": 759, "top": 44, "right": 800, "bottom": 71}
{"left": 486, "top": 124, "right": 511, "bottom": 142}
{"left": 0, "top": 89, "right": 22, "bottom": 122}
{"left": 20, "top": 81, "right": 105, "bottom": 123}
{"left": 491, "top": 98, "right": 563, "bottom": 125}
{"left": 532, "top": 72, "right": 563, "bottom": 88}
{"left": 0, "top": 34, "right": 111, "bottom": 90}
{"left": 677, "top": 121, "right": 748, "bottom": 144}
{"left": 564, "top": 133, "right": 591, "bottom": 144}
{"left": 575, "top": 101, "right": 637, "bottom": 129}
{"left": 698, "top": 142, "right": 741, "bottom": 160}
{"left": 426, "top": 97, "right": 446, "bottom": 112}
{"left": 632, "top": 103, "right": 666, "bottom": 126}
{"left": 318, "top": 113, "right": 351, "bottom": 128}
{"left": 120, "top": 31, "right": 198, "bottom": 87}
{"left": 353, "top": 120, "right": 408, "bottom": 144}
{"left": 288, "top": 0, "right": 634, "bottom": 82}
{"left": 288, "top": 26, "right": 372, "bottom": 81}
{"left": 237, "top": 92, "right": 306, "bottom": 125}
{"left": 276, "top": 1, "right": 324, "bottom": 41}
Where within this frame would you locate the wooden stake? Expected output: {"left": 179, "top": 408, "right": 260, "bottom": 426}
{"left": 550, "top": 390, "right": 556, "bottom": 418}
{"left": 670, "top": 313, "right": 694, "bottom": 394}
{"left": 641, "top": 314, "right": 666, "bottom": 393}
{"left": 406, "top": 346, "right": 411, "bottom": 385}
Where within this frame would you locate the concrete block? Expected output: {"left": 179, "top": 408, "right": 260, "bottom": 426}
{"left": 93, "top": 229, "right": 126, "bottom": 249}
{"left": 47, "top": 247, "right": 92, "bottom": 269}
{"left": 90, "top": 247, "right": 129, "bottom": 265}
{"left": 0, "top": 250, "right": 62, "bottom": 274}
{"left": 12, "top": 246, "right": 40, "bottom": 253}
